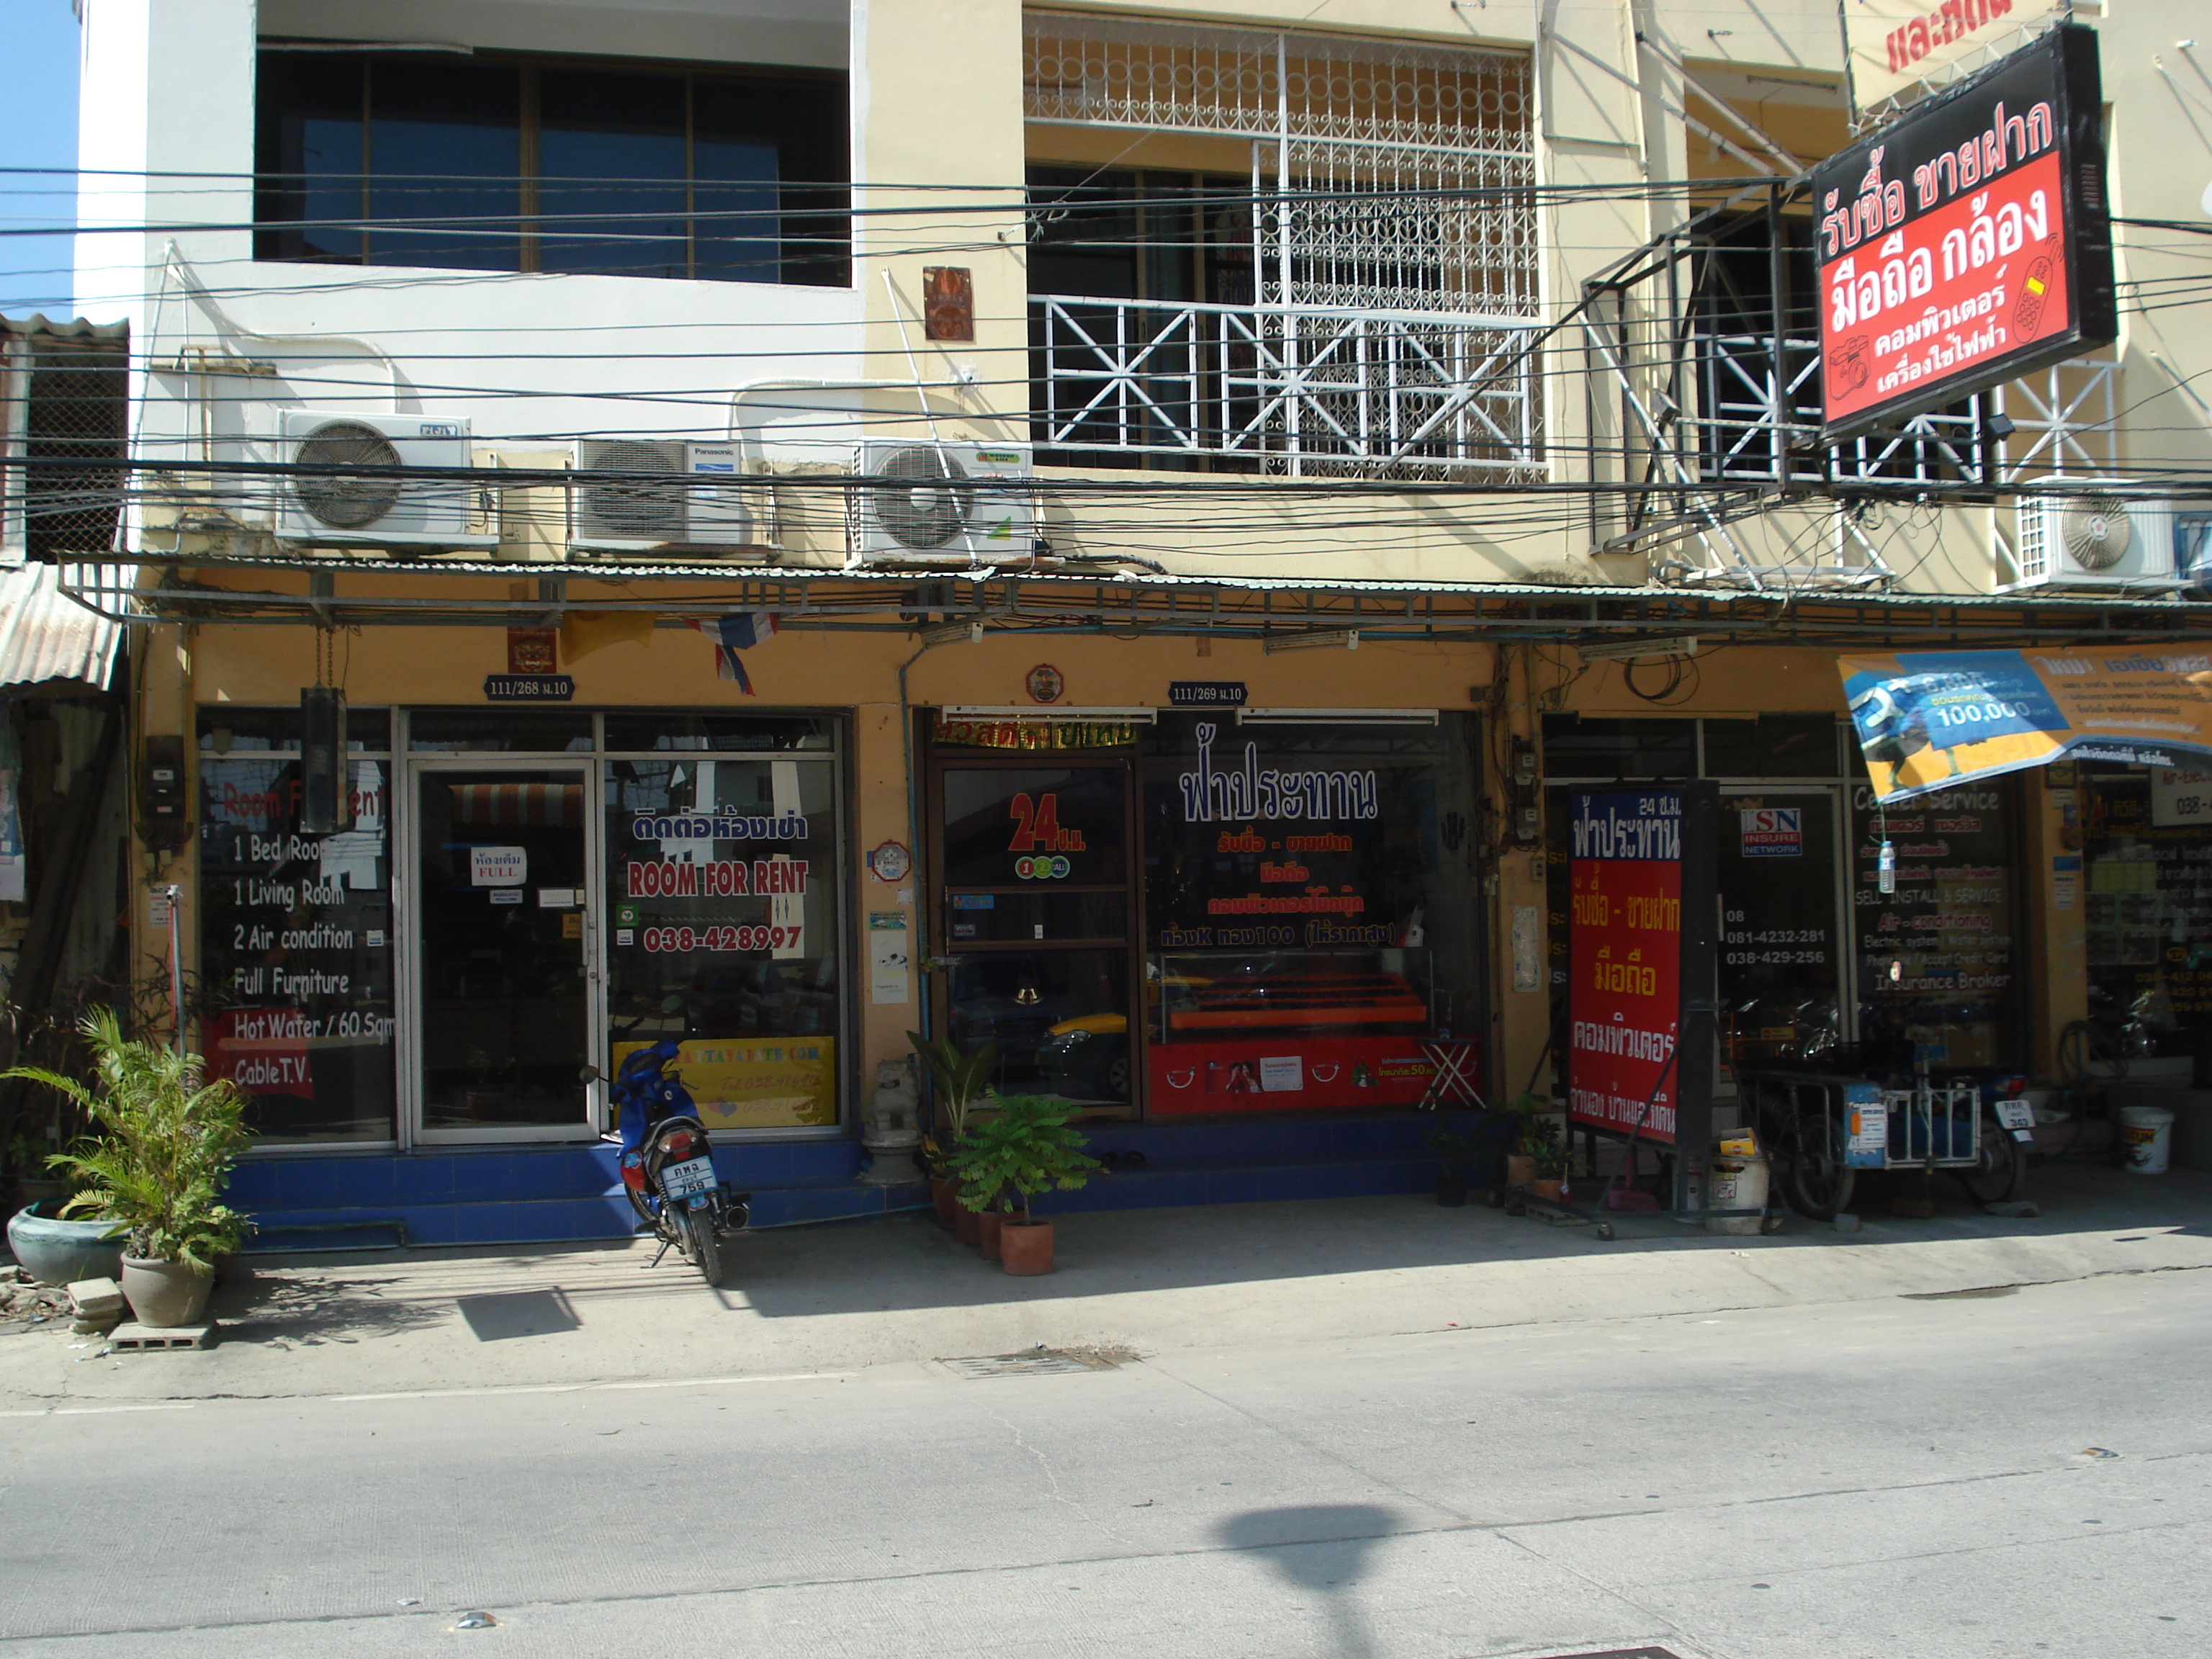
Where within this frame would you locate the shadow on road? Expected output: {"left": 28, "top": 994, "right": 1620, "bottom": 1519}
{"left": 1218, "top": 1503, "right": 1406, "bottom": 1659}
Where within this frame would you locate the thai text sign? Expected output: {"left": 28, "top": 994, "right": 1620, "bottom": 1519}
{"left": 1841, "top": 646, "right": 2212, "bottom": 802}
{"left": 1843, "top": 0, "right": 2065, "bottom": 114}
{"left": 1568, "top": 791, "right": 1684, "bottom": 1144}
{"left": 1815, "top": 25, "right": 2114, "bottom": 438}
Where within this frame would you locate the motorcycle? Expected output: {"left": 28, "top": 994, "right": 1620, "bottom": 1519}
{"left": 608, "top": 1038, "right": 748, "bottom": 1287}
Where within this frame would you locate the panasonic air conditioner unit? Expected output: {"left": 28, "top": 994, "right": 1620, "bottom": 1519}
{"left": 568, "top": 439, "right": 760, "bottom": 555}
{"left": 846, "top": 439, "right": 1034, "bottom": 567}
{"left": 2006, "top": 482, "right": 2181, "bottom": 593}
{"left": 253, "top": 410, "right": 495, "bottom": 550}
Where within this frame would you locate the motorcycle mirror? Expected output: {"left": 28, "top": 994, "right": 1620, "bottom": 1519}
{"left": 659, "top": 994, "right": 685, "bottom": 1015}
{"left": 577, "top": 1064, "right": 601, "bottom": 1083}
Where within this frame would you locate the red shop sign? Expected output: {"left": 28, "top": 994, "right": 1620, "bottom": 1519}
{"left": 1813, "top": 24, "right": 2115, "bottom": 439}
{"left": 1568, "top": 791, "right": 1686, "bottom": 1146}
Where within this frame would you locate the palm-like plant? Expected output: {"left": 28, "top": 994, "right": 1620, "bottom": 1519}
{"left": 907, "top": 1030, "right": 1000, "bottom": 1155}
{"left": 0, "top": 1008, "right": 253, "bottom": 1270}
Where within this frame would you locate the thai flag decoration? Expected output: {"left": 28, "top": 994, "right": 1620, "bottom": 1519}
{"left": 689, "top": 611, "right": 778, "bottom": 693}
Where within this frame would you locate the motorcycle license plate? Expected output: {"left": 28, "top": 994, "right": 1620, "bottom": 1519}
{"left": 1993, "top": 1100, "right": 2036, "bottom": 1141}
{"left": 661, "top": 1155, "right": 717, "bottom": 1201}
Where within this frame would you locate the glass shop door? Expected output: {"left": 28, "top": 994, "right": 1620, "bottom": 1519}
{"left": 406, "top": 762, "right": 601, "bottom": 1142}
{"left": 1716, "top": 788, "right": 1852, "bottom": 1080}
{"left": 928, "top": 757, "right": 1140, "bottom": 1110}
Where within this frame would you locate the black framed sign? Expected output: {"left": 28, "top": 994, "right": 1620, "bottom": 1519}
{"left": 1814, "top": 24, "right": 2116, "bottom": 439}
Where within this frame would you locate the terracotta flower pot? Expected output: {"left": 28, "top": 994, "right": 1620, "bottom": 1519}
{"left": 999, "top": 1218, "right": 1053, "bottom": 1275}
{"left": 1532, "top": 1178, "right": 1565, "bottom": 1202}
{"left": 953, "top": 1205, "right": 981, "bottom": 1245}
{"left": 1506, "top": 1154, "right": 1537, "bottom": 1187}
{"left": 120, "top": 1256, "right": 215, "bottom": 1328}
{"left": 930, "top": 1176, "right": 958, "bottom": 1228}
{"left": 977, "top": 1210, "right": 1004, "bottom": 1261}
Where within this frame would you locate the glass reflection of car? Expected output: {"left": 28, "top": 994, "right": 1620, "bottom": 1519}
{"left": 1036, "top": 1013, "right": 1131, "bottom": 1102}
{"left": 949, "top": 958, "right": 1130, "bottom": 1102}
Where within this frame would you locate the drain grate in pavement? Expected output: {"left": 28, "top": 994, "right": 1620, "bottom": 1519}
{"left": 1535, "top": 1650, "right": 1685, "bottom": 1659}
{"left": 940, "top": 1346, "right": 1132, "bottom": 1379}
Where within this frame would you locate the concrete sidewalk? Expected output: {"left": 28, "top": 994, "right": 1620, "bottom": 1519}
{"left": 6, "top": 1159, "right": 2210, "bottom": 1410}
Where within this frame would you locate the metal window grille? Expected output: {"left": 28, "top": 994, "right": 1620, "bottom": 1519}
{"left": 1023, "top": 12, "right": 1539, "bottom": 476}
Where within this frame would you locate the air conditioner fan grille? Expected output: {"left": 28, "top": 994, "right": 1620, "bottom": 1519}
{"left": 871, "top": 446, "right": 974, "bottom": 550}
{"left": 292, "top": 421, "right": 406, "bottom": 531}
{"left": 580, "top": 440, "right": 686, "bottom": 539}
{"left": 2058, "top": 494, "right": 2134, "bottom": 572}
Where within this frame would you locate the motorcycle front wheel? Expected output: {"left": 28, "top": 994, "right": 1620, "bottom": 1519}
{"left": 684, "top": 1203, "right": 724, "bottom": 1288}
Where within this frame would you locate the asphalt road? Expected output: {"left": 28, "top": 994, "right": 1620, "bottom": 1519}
{"left": 2, "top": 1269, "right": 2203, "bottom": 1658}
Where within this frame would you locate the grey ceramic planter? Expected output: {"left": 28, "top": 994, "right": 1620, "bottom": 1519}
{"left": 6, "top": 1200, "right": 125, "bottom": 1287}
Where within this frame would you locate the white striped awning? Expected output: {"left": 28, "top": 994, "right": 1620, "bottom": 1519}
{"left": 0, "top": 562, "right": 122, "bottom": 696}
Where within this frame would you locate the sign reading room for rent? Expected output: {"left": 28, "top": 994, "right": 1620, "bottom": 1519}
{"left": 1813, "top": 24, "right": 2114, "bottom": 439}
{"left": 1568, "top": 790, "right": 1685, "bottom": 1144}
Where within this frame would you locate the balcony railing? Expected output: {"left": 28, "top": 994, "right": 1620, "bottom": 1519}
{"left": 1030, "top": 295, "right": 1545, "bottom": 480}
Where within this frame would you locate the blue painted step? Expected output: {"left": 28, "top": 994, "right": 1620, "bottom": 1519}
{"left": 230, "top": 1112, "right": 1452, "bottom": 1250}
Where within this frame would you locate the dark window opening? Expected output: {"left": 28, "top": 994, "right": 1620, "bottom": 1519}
{"left": 254, "top": 49, "right": 849, "bottom": 286}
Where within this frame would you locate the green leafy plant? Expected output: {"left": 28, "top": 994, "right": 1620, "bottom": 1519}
{"left": 1521, "top": 1110, "right": 1567, "bottom": 1179}
{"left": 0, "top": 1008, "right": 254, "bottom": 1269}
{"left": 907, "top": 1030, "right": 1000, "bottom": 1154}
{"left": 1421, "top": 1116, "right": 1476, "bottom": 1177}
{"left": 947, "top": 1094, "right": 1102, "bottom": 1218}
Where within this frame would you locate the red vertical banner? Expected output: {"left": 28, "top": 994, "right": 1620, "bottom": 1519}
{"left": 1568, "top": 790, "right": 1685, "bottom": 1144}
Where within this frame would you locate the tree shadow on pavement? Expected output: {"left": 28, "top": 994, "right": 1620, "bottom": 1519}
{"left": 210, "top": 1265, "right": 454, "bottom": 1348}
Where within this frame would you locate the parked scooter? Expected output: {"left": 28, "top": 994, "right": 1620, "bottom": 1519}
{"left": 608, "top": 1038, "right": 748, "bottom": 1287}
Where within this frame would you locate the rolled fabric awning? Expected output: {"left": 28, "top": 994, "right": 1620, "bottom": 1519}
{"left": 449, "top": 782, "right": 584, "bottom": 827}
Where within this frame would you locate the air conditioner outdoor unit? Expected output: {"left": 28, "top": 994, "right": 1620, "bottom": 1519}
{"left": 2006, "top": 482, "right": 2181, "bottom": 593}
{"left": 568, "top": 439, "right": 761, "bottom": 554}
{"left": 846, "top": 439, "right": 1034, "bottom": 567}
{"left": 253, "top": 410, "right": 495, "bottom": 550}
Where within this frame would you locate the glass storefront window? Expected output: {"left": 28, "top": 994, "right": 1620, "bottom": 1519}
{"left": 2082, "top": 765, "right": 2212, "bottom": 1054}
{"left": 198, "top": 706, "right": 392, "bottom": 753}
{"left": 1849, "top": 778, "right": 2020, "bottom": 1070}
{"left": 1542, "top": 716, "right": 1695, "bottom": 778}
{"left": 604, "top": 753, "right": 842, "bottom": 1128}
{"left": 408, "top": 710, "right": 593, "bottom": 752}
{"left": 1703, "top": 716, "right": 1842, "bottom": 778}
{"left": 1138, "top": 714, "right": 1480, "bottom": 1114}
{"left": 603, "top": 714, "right": 834, "bottom": 752}
{"left": 198, "top": 751, "right": 397, "bottom": 1142}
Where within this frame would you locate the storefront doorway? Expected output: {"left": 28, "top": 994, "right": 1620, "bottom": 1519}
{"left": 928, "top": 755, "right": 1141, "bottom": 1108}
{"left": 405, "top": 761, "right": 601, "bottom": 1142}
{"left": 1717, "top": 788, "right": 1850, "bottom": 1071}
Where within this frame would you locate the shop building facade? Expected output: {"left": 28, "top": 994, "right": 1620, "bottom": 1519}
{"left": 29, "top": 0, "right": 2212, "bottom": 1238}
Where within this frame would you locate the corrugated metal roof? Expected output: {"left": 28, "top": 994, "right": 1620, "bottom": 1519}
{"left": 0, "top": 562, "right": 122, "bottom": 694}
{"left": 0, "top": 313, "right": 130, "bottom": 343}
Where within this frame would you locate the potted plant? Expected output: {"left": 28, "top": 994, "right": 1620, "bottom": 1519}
{"left": 2, "top": 1009, "right": 253, "bottom": 1326}
{"left": 1521, "top": 1109, "right": 1566, "bottom": 1200}
{"left": 946, "top": 1094, "right": 1102, "bottom": 1275}
{"left": 908, "top": 1031, "right": 999, "bottom": 1237}
{"left": 1505, "top": 1093, "right": 1550, "bottom": 1188}
{"left": 1421, "top": 1116, "right": 1474, "bottom": 1207}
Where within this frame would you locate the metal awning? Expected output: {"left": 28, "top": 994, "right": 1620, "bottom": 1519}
{"left": 0, "top": 562, "right": 122, "bottom": 695}
{"left": 51, "top": 557, "right": 2212, "bottom": 652}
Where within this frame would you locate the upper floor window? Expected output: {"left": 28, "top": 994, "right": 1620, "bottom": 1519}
{"left": 253, "top": 48, "right": 849, "bottom": 286}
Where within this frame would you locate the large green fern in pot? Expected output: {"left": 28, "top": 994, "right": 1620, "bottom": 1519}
{"left": 1, "top": 1008, "right": 254, "bottom": 1270}
{"left": 948, "top": 1094, "right": 1102, "bottom": 1220}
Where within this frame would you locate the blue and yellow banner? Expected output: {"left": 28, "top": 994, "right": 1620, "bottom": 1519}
{"left": 1840, "top": 646, "right": 2212, "bottom": 801}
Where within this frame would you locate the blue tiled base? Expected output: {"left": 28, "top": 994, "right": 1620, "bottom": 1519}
{"left": 233, "top": 1113, "right": 1449, "bottom": 1250}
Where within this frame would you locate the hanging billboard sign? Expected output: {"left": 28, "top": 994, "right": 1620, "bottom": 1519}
{"left": 1842, "top": 0, "right": 2067, "bottom": 116}
{"left": 1815, "top": 24, "right": 2115, "bottom": 439}
{"left": 1840, "top": 645, "right": 2212, "bottom": 803}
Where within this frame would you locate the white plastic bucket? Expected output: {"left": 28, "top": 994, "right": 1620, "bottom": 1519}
{"left": 2119, "top": 1105, "right": 2174, "bottom": 1175}
{"left": 1707, "top": 1152, "right": 1768, "bottom": 1234}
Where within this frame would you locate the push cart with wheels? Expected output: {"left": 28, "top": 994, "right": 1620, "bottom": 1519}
{"left": 1740, "top": 1068, "right": 2033, "bottom": 1218}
